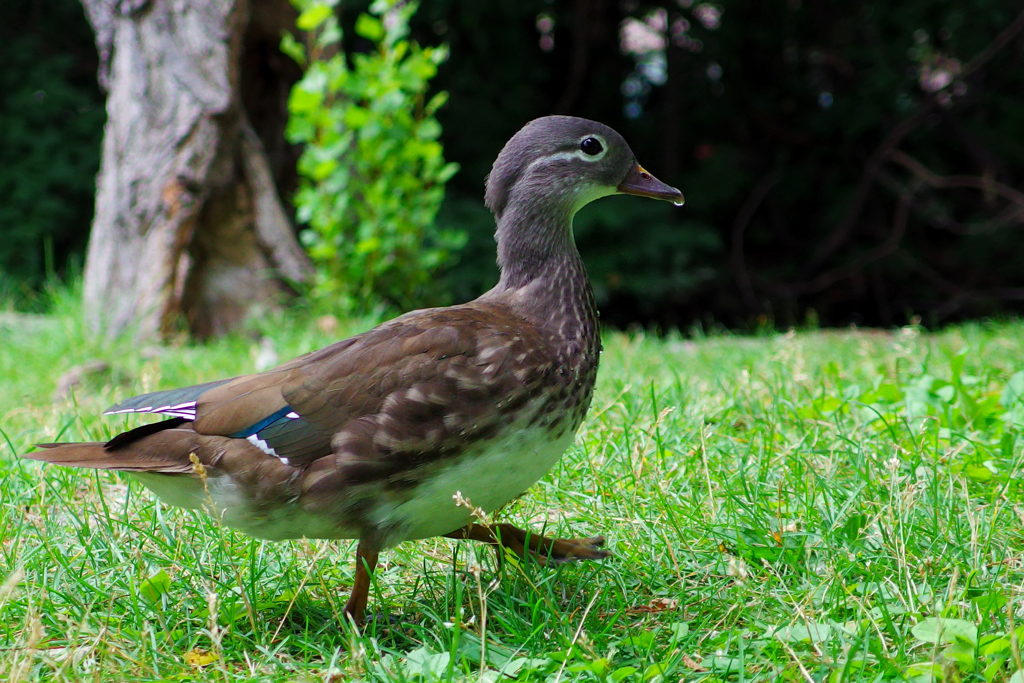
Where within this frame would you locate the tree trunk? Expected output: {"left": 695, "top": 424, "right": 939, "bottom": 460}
{"left": 80, "top": 0, "right": 312, "bottom": 341}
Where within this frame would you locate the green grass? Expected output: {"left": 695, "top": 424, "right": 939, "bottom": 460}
{"left": 4, "top": 289, "right": 1024, "bottom": 682}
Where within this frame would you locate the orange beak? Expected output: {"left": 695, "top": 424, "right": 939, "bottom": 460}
{"left": 617, "top": 164, "right": 684, "bottom": 205}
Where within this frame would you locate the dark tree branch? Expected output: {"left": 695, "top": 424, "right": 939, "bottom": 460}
{"left": 802, "top": 8, "right": 1024, "bottom": 277}
{"left": 876, "top": 166, "right": 1024, "bottom": 236}
{"left": 896, "top": 250, "right": 964, "bottom": 297}
{"left": 794, "top": 177, "right": 921, "bottom": 296}
{"left": 730, "top": 173, "right": 778, "bottom": 313}
{"left": 965, "top": 204, "right": 1024, "bottom": 235}
{"left": 801, "top": 101, "right": 934, "bottom": 276}
{"left": 874, "top": 169, "right": 962, "bottom": 232}
{"left": 782, "top": 147, "right": 1024, "bottom": 299}
{"left": 960, "top": 9, "right": 1024, "bottom": 78}
{"left": 939, "top": 111, "right": 1010, "bottom": 182}
{"left": 889, "top": 150, "right": 1024, "bottom": 212}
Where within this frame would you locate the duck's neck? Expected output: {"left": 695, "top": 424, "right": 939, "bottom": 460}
{"left": 491, "top": 202, "right": 597, "bottom": 343}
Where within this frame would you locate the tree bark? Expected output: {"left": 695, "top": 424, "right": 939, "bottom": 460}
{"left": 80, "top": 0, "right": 312, "bottom": 341}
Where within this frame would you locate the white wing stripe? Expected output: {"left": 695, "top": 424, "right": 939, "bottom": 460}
{"left": 104, "top": 401, "right": 197, "bottom": 417}
{"left": 246, "top": 434, "right": 280, "bottom": 458}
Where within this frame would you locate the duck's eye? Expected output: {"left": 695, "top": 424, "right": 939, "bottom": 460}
{"left": 580, "top": 137, "right": 603, "bottom": 156}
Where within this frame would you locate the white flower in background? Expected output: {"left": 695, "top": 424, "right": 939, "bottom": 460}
{"left": 694, "top": 3, "right": 723, "bottom": 30}
{"left": 919, "top": 55, "right": 961, "bottom": 92}
{"left": 620, "top": 16, "right": 667, "bottom": 55}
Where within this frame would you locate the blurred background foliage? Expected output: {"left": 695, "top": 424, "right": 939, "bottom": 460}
{"left": 0, "top": 0, "right": 103, "bottom": 301}
{"left": 2, "top": 0, "right": 1023, "bottom": 329}
{"left": 285, "top": 0, "right": 463, "bottom": 314}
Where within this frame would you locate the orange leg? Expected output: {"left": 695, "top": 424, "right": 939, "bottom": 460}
{"left": 445, "top": 523, "right": 610, "bottom": 567}
{"left": 343, "top": 541, "right": 379, "bottom": 626}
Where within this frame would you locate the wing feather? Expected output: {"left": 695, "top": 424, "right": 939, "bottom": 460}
{"left": 96, "top": 302, "right": 560, "bottom": 479}
{"left": 104, "top": 379, "right": 234, "bottom": 420}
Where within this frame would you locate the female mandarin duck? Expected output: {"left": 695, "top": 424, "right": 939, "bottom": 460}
{"left": 24, "top": 116, "right": 683, "bottom": 625}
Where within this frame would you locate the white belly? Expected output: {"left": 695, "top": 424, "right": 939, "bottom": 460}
{"left": 130, "top": 472, "right": 358, "bottom": 541}
{"left": 130, "top": 420, "right": 577, "bottom": 544}
{"left": 379, "top": 425, "right": 575, "bottom": 543}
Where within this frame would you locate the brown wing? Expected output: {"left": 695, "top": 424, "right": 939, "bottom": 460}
{"left": 289, "top": 302, "right": 561, "bottom": 496}
{"left": 180, "top": 302, "right": 558, "bottom": 473}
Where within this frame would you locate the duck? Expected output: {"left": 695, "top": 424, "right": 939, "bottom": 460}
{"left": 23, "top": 116, "right": 684, "bottom": 626}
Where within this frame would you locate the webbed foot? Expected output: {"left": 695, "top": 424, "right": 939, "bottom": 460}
{"left": 445, "top": 522, "right": 611, "bottom": 567}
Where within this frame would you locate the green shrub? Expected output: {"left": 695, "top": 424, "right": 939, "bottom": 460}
{"left": 284, "top": 0, "right": 462, "bottom": 314}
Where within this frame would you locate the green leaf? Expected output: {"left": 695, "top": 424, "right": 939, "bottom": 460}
{"left": 979, "top": 636, "right": 1010, "bottom": 656}
{"left": 842, "top": 513, "right": 869, "bottom": 542}
{"left": 417, "top": 118, "right": 442, "bottom": 140}
{"left": 912, "top": 617, "right": 978, "bottom": 646}
{"left": 279, "top": 32, "right": 306, "bottom": 68}
{"left": 643, "top": 662, "right": 667, "bottom": 681}
{"left": 702, "top": 655, "right": 741, "bottom": 673}
{"left": 437, "top": 162, "right": 460, "bottom": 183}
{"left": 403, "top": 646, "right": 450, "bottom": 678}
{"left": 814, "top": 395, "right": 843, "bottom": 415}
{"left": 218, "top": 599, "right": 248, "bottom": 625}
{"left": 943, "top": 640, "right": 975, "bottom": 667}
{"left": 424, "top": 91, "right": 449, "bottom": 115}
{"left": 589, "top": 659, "right": 612, "bottom": 677}
{"left": 288, "top": 86, "right": 323, "bottom": 115}
{"left": 356, "top": 237, "right": 382, "bottom": 254}
{"left": 965, "top": 464, "right": 995, "bottom": 482}
{"left": 495, "top": 657, "right": 551, "bottom": 677}
{"left": 772, "top": 622, "right": 832, "bottom": 643}
{"left": 138, "top": 568, "right": 171, "bottom": 604}
{"left": 343, "top": 106, "right": 370, "bottom": 129}
{"left": 983, "top": 657, "right": 1008, "bottom": 682}
{"left": 355, "top": 14, "right": 385, "bottom": 41}
{"left": 668, "top": 621, "right": 690, "bottom": 642}
{"left": 1000, "top": 372, "right": 1024, "bottom": 409}
{"left": 906, "top": 661, "right": 943, "bottom": 682}
{"left": 296, "top": 4, "right": 333, "bottom": 31}
{"left": 622, "top": 631, "right": 656, "bottom": 649}
{"left": 610, "top": 666, "right": 638, "bottom": 682}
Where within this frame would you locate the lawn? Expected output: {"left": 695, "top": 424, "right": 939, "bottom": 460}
{"left": 3, "top": 290, "right": 1024, "bottom": 682}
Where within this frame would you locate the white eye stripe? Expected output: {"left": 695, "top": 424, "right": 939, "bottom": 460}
{"left": 523, "top": 152, "right": 570, "bottom": 176}
{"left": 524, "top": 138, "right": 608, "bottom": 174}
{"left": 530, "top": 150, "right": 591, "bottom": 166}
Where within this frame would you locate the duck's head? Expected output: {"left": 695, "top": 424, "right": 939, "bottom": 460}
{"left": 485, "top": 115, "right": 683, "bottom": 221}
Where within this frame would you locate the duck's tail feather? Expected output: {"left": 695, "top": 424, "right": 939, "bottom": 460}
{"left": 23, "top": 420, "right": 199, "bottom": 473}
